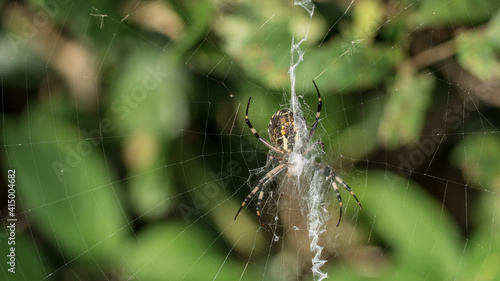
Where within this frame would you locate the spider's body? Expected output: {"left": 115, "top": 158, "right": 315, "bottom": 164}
{"left": 268, "top": 108, "right": 297, "bottom": 152}
{"left": 234, "top": 81, "right": 362, "bottom": 227}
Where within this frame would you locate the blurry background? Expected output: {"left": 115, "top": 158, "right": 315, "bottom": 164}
{"left": 1, "top": 0, "right": 500, "bottom": 280}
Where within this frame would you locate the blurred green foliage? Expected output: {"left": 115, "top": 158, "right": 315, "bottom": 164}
{"left": 1, "top": 0, "right": 500, "bottom": 280}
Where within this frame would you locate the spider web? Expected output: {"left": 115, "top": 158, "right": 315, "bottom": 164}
{"left": 1, "top": 0, "right": 500, "bottom": 281}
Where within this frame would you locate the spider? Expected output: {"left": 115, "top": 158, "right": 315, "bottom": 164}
{"left": 234, "top": 80, "right": 362, "bottom": 227}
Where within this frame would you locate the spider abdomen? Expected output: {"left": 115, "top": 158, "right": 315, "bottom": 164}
{"left": 268, "top": 108, "right": 297, "bottom": 151}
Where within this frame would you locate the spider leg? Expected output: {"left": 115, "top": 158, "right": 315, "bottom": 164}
{"left": 255, "top": 189, "right": 265, "bottom": 225}
{"left": 330, "top": 168, "right": 363, "bottom": 210}
{"left": 330, "top": 180, "right": 343, "bottom": 227}
{"left": 246, "top": 97, "right": 285, "bottom": 154}
{"left": 234, "top": 185, "right": 259, "bottom": 220}
{"left": 234, "top": 163, "right": 287, "bottom": 225}
{"left": 309, "top": 80, "right": 322, "bottom": 140}
{"left": 314, "top": 163, "right": 362, "bottom": 226}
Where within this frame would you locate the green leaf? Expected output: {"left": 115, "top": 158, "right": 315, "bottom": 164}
{"left": 411, "top": 0, "right": 500, "bottom": 28}
{"left": 3, "top": 107, "right": 127, "bottom": 261}
{"left": 450, "top": 135, "right": 500, "bottom": 279}
{"left": 486, "top": 8, "right": 500, "bottom": 49}
{"left": 128, "top": 165, "right": 175, "bottom": 220}
{"left": 377, "top": 71, "right": 434, "bottom": 148}
{"left": 124, "top": 222, "right": 262, "bottom": 280}
{"left": 213, "top": 1, "right": 294, "bottom": 87}
{"left": 356, "top": 171, "right": 462, "bottom": 279}
{"left": 107, "top": 48, "right": 189, "bottom": 139}
{"left": 457, "top": 32, "right": 500, "bottom": 82}
{"left": 352, "top": 0, "right": 384, "bottom": 43}
{"left": 451, "top": 134, "right": 500, "bottom": 188}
